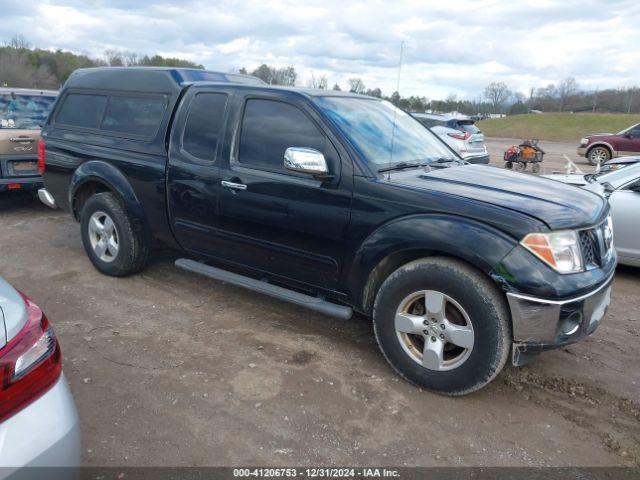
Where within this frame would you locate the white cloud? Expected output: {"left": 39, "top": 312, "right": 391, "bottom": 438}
{"left": 1, "top": 0, "right": 639, "bottom": 98}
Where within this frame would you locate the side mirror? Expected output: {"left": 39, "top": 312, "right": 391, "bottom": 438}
{"left": 284, "top": 147, "right": 330, "bottom": 177}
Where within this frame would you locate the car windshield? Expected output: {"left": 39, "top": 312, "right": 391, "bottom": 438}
{"left": 0, "top": 94, "right": 56, "bottom": 129}
{"left": 314, "top": 97, "right": 457, "bottom": 169}
{"left": 591, "top": 162, "right": 640, "bottom": 187}
{"left": 616, "top": 123, "right": 640, "bottom": 135}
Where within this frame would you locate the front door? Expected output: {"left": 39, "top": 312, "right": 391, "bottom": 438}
{"left": 617, "top": 124, "right": 640, "bottom": 156}
{"left": 214, "top": 93, "right": 353, "bottom": 290}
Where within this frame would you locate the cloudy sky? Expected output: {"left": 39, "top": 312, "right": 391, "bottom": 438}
{"left": 2, "top": 0, "right": 639, "bottom": 99}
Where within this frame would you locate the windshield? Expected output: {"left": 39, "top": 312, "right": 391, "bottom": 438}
{"left": 314, "top": 97, "right": 457, "bottom": 169}
{"left": 0, "top": 94, "right": 57, "bottom": 129}
{"left": 616, "top": 123, "right": 640, "bottom": 135}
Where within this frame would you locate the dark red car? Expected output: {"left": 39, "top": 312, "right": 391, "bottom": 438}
{"left": 578, "top": 123, "right": 640, "bottom": 165}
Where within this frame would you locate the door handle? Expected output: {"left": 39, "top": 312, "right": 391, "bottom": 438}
{"left": 221, "top": 180, "right": 247, "bottom": 191}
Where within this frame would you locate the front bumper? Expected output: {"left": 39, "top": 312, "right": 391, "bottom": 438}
{"left": 577, "top": 146, "right": 587, "bottom": 157}
{"left": 507, "top": 273, "right": 613, "bottom": 366}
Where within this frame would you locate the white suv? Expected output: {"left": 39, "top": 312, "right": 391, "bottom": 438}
{"left": 0, "top": 276, "right": 80, "bottom": 477}
{"left": 412, "top": 113, "right": 490, "bottom": 164}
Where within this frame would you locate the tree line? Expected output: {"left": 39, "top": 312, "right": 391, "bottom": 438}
{"left": 3, "top": 36, "right": 639, "bottom": 115}
{"left": 0, "top": 35, "right": 203, "bottom": 89}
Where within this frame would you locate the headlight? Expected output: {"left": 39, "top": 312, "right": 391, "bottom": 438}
{"left": 580, "top": 138, "right": 589, "bottom": 145}
{"left": 521, "top": 230, "right": 583, "bottom": 273}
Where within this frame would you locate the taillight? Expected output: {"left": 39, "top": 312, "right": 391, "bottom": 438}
{"left": 37, "top": 139, "right": 46, "bottom": 175}
{"left": 0, "top": 293, "right": 61, "bottom": 423}
{"left": 448, "top": 132, "right": 471, "bottom": 140}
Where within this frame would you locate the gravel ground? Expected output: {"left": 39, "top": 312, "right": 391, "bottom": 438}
{"left": 0, "top": 145, "right": 638, "bottom": 466}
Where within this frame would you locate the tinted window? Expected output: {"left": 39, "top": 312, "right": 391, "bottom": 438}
{"left": 0, "top": 94, "right": 56, "bottom": 130}
{"left": 101, "top": 95, "right": 166, "bottom": 137}
{"left": 182, "top": 93, "right": 228, "bottom": 160}
{"left": 455, "top": 121, "right": 480, "bottom": 134}
{"left": 417, "top": 118, "right": 445, "bottom": 128}
{"left": 56, "top": 93, "right": 107, "bottom": 129}
{"left": 239, "top": 99, "right": 325, "bottom": 171}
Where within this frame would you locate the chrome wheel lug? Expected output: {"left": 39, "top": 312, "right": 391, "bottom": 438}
{"left": 440, "top": 324, "right": 445, "bottom": 329}
{"left": 431, "top": 336, "right": 437, "bottom": 342}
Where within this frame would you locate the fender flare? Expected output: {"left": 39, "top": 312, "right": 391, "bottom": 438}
{"left": 344, "top": 214, "right": 518, "bottom": 313}
{"left": 586, "top": 141, "right": 616, "bottom": 156}
{"left": 69, "top": 160, "right": 149, "bottom": 239}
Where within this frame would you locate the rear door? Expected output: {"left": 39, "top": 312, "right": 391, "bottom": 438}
{"left": 214, "top": 91, "right": 353, "bottom": 290}
{"left": 167, "top": 86, "right": 232, "bottom": 253}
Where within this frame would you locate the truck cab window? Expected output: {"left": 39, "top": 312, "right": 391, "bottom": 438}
{"left": 182, "top": 93, "right": 228, "bottom": 161}
{"left": 238, "top": 99, "right": 325, "bottom": 172}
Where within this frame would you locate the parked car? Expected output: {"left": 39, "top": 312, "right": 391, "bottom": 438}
{"left": 39, "top": 67, "right": 615, "bottom": 395}
{"left": 0, "top": 88, "right": 58, "bottom": 193}
{"left": 411, "top": 113, "right": 490, "bottom": 164}
{"left": 545, "top": 163, "right": 640, "bottom": 266}
{"left": 578, "top": 123, "right": 640, "bottom": 165}
{"left": 0, "top": 277, "right": 80, "bottom": 475}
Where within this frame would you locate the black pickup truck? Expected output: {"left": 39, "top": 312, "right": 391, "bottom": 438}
{"left": 39, "top": 67, "right": 616, "bottom": 395}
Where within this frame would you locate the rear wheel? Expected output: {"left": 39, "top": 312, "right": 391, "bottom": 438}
{"left": 515, "top": 162, "right": 526, "bottom": 172}
{"left": 372, "top": 258, "right": 511, "bottom": 395}
{"left": 587, "top": 146, "right": 610, "bottom": 166}
{"left": 80, "top": 192, "right": 149, "bottom": 276}
{"left": 531, "top": 162, "right": 541, "bottom": 173}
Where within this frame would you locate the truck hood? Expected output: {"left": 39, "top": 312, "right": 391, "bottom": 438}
{"left": 388, "top": 164, "right": 605, "bottom": 230}
{"left": 0, "top": 277, "right": 28, "bottom": 346}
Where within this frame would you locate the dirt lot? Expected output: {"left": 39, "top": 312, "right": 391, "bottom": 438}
{"left": 1, "top": 148, "right": 638, "bottom": 466}
{"left": 485, "top": 137, "right": 594, "bottom": 174}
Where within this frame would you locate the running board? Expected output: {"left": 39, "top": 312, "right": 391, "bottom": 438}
{"left": 175, "top": 258, "right": 353, "bottom": 320}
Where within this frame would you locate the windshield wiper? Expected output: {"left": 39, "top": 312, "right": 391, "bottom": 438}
{"left": 377, "top": 162, "right": 425, "bottom": 173}
{"left": 427, "top": 157, "right": 464, "bottom": 164}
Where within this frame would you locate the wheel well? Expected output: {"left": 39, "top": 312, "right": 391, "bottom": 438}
{"left": 587, "top": 144, "right": 611, "bottom": 155}
{"left": 72, "top": 180, "right": 112, "bottom": 220}
{"left": 361, "top": 249, "right": 504, "bottom": 316}
{"left": 362, "top": 249, "right": 434, "bottom": 315}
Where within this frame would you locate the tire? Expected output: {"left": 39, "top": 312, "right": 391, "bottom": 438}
{"left": 587, "top": 146, "right": 611, "bottom": 166}
{"left": 372, "top": 257, "right": 511, "bottom": 395}
{"left": 80, "top": 192, "right": 149, "bottom": 277}
{"left": 505, "top": 161, "right": 513, "bottom": 169}
{"left": 515, "top": 162, "right": 526, "bottom": 172}
{"left": 531, "top": 162, "right": 541, "bottom": 174}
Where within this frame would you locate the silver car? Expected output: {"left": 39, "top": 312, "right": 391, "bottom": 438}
{"left": 0, "top": 276, "right": 80, "bottom": 477}
{"left": 545, "top": 163, "right": 640, "bottom": 266}
{"left": 412, "top": 113, "right": 490, "bottom": 164}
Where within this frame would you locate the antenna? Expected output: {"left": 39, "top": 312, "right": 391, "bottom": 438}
{"left": 388, "top": 40, "right": 404, "bottom": 181}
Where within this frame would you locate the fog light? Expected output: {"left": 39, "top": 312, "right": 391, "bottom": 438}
{"left": 560, "top": 311, "right": 582, "bottom": 335}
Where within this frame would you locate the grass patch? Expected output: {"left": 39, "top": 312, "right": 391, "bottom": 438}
{"left": 477, "top": 113, "right": 640, "bottom": 142}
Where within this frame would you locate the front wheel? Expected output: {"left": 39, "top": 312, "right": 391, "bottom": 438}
{"left": 587, "top": 146, "right": 610, "bottom": 166}
{"left": 372, "top": 258, "right": 511, "bottom": 395}
{"left": 80, "top": 192, "right": 149, "bottom": 277}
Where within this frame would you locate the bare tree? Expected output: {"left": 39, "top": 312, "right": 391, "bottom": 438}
{"left": 557, "top": 77, "right": 578, "bottom": 111}
{"left": 483, "top": 82, "right": 512, "bottom": 113}
{"left": 0, "top": 49, "right": 57, "bottom": 88}
{"left": 307, "top": 73, "right": 328, "bottom": 89}
{"left": 347, "top": 78, "right": 366, "bottom": 94}
{"left": 104, "top": 49, "right": 124, "bottom": 67}
{"left": 6, "top": 34, "right": 30, "bottom": 49}
{"left": 332, "top": 83, "right": 341, "bottom": 91}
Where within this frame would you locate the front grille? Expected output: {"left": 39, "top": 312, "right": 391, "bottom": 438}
{"left": 579, "top": 229, "right": 600, "bottom": 269}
